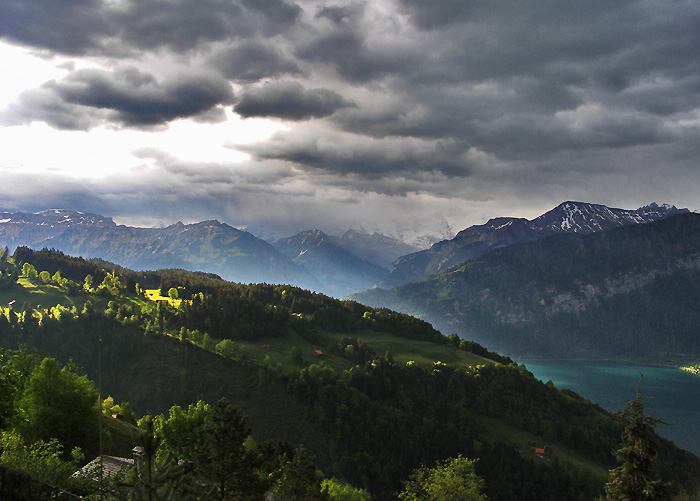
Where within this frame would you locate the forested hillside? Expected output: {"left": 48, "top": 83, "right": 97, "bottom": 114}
{"left": 1, "top": 247, "right": 699, "bottom": 499}
{"left": 353, "top": 213, "right": 700, "bottom": 363}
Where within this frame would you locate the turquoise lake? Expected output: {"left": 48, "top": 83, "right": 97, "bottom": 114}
{"left": 521, "top": 360, "right": 700, "bottom": 457}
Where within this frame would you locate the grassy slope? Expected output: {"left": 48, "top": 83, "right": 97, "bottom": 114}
{"left": 2, "top": 281, "right": 493, "bottom": 372}
{"left": 102, "top": 416, "right": 142, "bottom": 459}
{"left": 228, "top": 328, "right": 495, "bottom": 373}
{"left": 472, "top": 412, "right": 608, "bottom": 483}
{"left": 10, "top": 277, "right": 107, "bottom": 309}
{"left": 0, "top": 280, "right": 335, "bottom": 467}
{"left": 0, "top": 279, "right": 495, "bottom": 470}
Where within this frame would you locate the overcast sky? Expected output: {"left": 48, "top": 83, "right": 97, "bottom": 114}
{"left": 1, "top": 0, "right": 699, "bottom": 243}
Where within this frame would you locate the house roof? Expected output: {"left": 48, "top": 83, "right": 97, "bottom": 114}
{"left": 74, "top": 455, "right": 134, "bottom": 480}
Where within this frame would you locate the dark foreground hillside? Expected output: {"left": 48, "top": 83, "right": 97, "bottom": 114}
{"left": 1, "top": 247, "right": 699, "bottom": 500}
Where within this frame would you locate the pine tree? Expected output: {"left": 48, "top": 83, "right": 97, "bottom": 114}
{"left": 602, "top": 376, "right": 668, "bottom": 500}
{"left": 113, "top": 417, "right": 201, "bottom": 500}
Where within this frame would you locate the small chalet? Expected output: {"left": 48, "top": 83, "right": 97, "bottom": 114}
{"left": 262, "top": 344, "right": 271, "bottom": 350}
{"left": 532, "top": 446, "right": 547, "bottom": 458}
{"left": 313, "top": 349, "right": 324, "bottom": 357}
{"left": 74, "top": 455, "right": 134, "bottom": 480}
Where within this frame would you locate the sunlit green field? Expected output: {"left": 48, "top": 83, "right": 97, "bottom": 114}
{"left": 0, "top": 277, "right": 103, "bottom": 310}
{"left": 225, "top": 327, "right": 495, "bottom": 373}
{"left": 1, "top": 279, "right": 494, "bottom": 374}
{"left": 145, "top": 288, "right": 182, "bottom": 307}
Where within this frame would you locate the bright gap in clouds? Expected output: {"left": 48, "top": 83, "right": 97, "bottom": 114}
{"left": 1, "top": 41, "right": 286, "bottom": 180}
{"left": 1, "top": 111, "right": 285, "bottom": 180}
{"left": 0, "top": 43, "right": 67, "bottom": 107}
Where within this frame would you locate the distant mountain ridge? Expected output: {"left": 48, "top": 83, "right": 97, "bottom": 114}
{"left": 382, "top": 201, "right": 689, "bottom": 288}
{"left": 272, "top": 229, "right": 390, "bottom": 297}
{"left": 333, "top": 229, "right": 419, "bottom": 268}
{"left": 0, "top": 209, "right": 415, "bottom": 296}
{"left": 0, "top": 202, "right": 690, "bottom": 297}
{"left": 352, "top": 212, "right": 700, "bottom": 361}
{"left": 0, "top": 209, "right": 320, "bottom": 290}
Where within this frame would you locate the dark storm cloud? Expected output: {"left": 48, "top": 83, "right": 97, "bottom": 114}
{"left": 0, "top": 0, "right": 302, "bottom": 56}
{"left": 113, "top": 0, "right": 301, "bottom": 52}
{"left": 241, "top": 128, "right": 473, "bottom": 179}
{"left": 397, "top": 0, "right": 478, "bottom": 30}
{"left": 234, "top": 81, "right": 354, "bottom": 121}
{"left": 295, "top": 29, "right": 416, "bottom": 84}
{"left": 1, "top": 88, "right": 94, "bottom": 131}
{"left": 315, "top": 4, "right": 365, "bottom": 25}
{"left": 0, "top": 0, "right": 115, "bottom": 55}
{"left": 208, "top": 42, "right": 303, "bottom": 83}
{"left": 4, "top": 67, "right": 234, "bottom": 130}
{"left": 114, "top": 0, "right": 247, "bottom": 52}
{"left": 391, "top": 0, "right": 700, "bottom": 109}
{"left": 399, "top": 0, "right": 639, "bottom": 33}
{"left": 239, "top": 0, "right": 302, "bottom": 27}
{"left": 317, "top": 0, "right": 700, "bottom": 162}
{"left": 3, "top": 0, "right": 700, "bottom": 224}
{"left": 391, "top": 1, "right": 700, "bottom": 115}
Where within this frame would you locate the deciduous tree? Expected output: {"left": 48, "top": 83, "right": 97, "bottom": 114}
{"left": 154, "top": 400, "right": 211, "bottom": 462}
{"left": 398, "top": 455, "right": 488, "bottom": 501}
{"left": 273, "top": 446, "right": 329, "bottom": 500}
{"left": 19, "top": 357, "right": 99, "bottom": 457}
{"left": 21, "top": 262, "right": 37, "bottom": 279}
{"left": 195, "top": 398, "right": 265, "bottom": 499}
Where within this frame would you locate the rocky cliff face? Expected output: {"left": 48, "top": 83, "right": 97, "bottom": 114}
{"left": 381, "top": 202, "right": 689, "bottom": 288}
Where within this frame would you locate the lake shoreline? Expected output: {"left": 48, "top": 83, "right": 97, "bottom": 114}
{"left": 522, "top": 360, "right": 700, "bottom": 457}
{"left": 517, "top": 357, "right": 697, "bottom": 373}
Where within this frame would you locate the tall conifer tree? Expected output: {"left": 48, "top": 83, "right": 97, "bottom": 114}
{"left": 602, "top": 376, "right": 668, "bottom": 500}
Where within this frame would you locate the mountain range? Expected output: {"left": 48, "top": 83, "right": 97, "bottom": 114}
{"left": 0, "top": 210, "right": 321, "bottom": 290}
{"left": 0, "top": 209, "right": 415, "bottom": 297}
{"left": 381, "top": 201, "right": 689, "bottom": 288}
{"left": 0, "top": 201, "right": 690, "bottom": 304}
{"left": 352, "top": 211, "right": 700, "bottom": 362}
{"left": 3, "top": 202, "right": 700, "bottom": 496}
